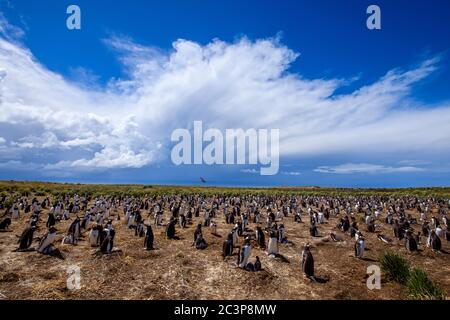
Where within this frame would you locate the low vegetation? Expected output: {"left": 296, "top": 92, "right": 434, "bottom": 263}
{"left": 407, "top": 268, "right": 445, "bottom": 300}
{"left": 380, "top": 251, "right": 410, "bottom": 285}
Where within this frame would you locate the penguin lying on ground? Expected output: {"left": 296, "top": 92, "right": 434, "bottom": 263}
{"left": 377, "top": 234, "right": 392, "bottom": 244}
{"left": 330, "top": 233, "right": 343, "bottom": 242}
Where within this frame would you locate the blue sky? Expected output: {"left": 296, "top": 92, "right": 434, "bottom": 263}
{"left": 0, "top": 0, "right": 449, "bottom": 187}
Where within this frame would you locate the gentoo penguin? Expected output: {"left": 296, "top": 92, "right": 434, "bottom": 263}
{"left": 309, "top": 223, "right": 318, "bottom": 237}
{"left": 231, "top": 227, "right": 238, "bottom": 247}
{"left": 405, "top": 231, "right": 418, "bottom": 252}
{"left": 267, "top": 230, "right": 278, "bottom": 256}
{"left": 256, "top": 226, "right": 266, "bottom": 249}
{"left": 37, "top": 227, "right": 57, "bottom": 254}
{"left": 127, "top": 212, "right": 136, "bottom": 229}
{"left": 144, "top": 225, "right": 154, "bottom": 250}
{"left": 62, "top": 210, "right": 70, "bottom": 220}
{"left": 422, "top": 222, "right": 430, "bottom": 237}
{"left": 135, "top": 221, "right": 145, "bottom": 237}
{"left": 317, "top": 211, "right": 325, "bottom": 224}
{"left": 430, "top": 231, "right": 442, "bottom": 252}
{"left": 100, "top": 228, "right": 115, "bottom": 254}
{"left": 195, "top": 233, "right": 208, "bottom": 250}
{"left": 354, "top": 235, "right": 365, "bottom": 258}
{"left": 415, "top": 232, "right": 422, "bottom": 245}
{"left": 11, "top": 206, "right": 19, "bottom": 219}
{"left": 236, "top": 221, "right": 243, "bottom": 237}
{"left": 254, "top": 256, "right": 262, "bottom": 271}
{"left": 367, "top": 219, "right": 376, "bottom": 233}
{"left": 238, "top": 238, "right": 252, "bottom": 268}
{"left": 68, "top": 217, "right": 81, "bottom": 244}
{"left": 46, "top": 212, "right": 56, "bottom": 228}
{"left": 330, "top": 232, "right": 342, "bottom": 242}
{"left": 377, "top": 234, "right": 392, "bottom": 244}
{"left": 193, "top": 224, "right": 202, "bottom": 243}
{"left": 88, "top": 224, "right": 101, "bottom": 247}
{"left": 222, "top": 233, "right": 234, "bottom": 258}
{"left": 393, "top": 221, "right": 405, "bottom": 240}
{"left": 294, "top": 212, "right": 302, "bottom": 223}
{"left": 17, "top": 226, "right": 36, "bottom": 250}
{"left": 278, "top": 224, "right": 287, "bottom": 243}
{"left": 166, "top": 218, "right": 176, "bottom": 239}
{"left": 435, "top": 226, "right": 445, "bottom": 238}
{"left": 301, "top": 243, "right": 314, "bottom": 280}
{"left": 210, "top": 222, "right": 217, "bottom": 235}
{"left": 179, "top": 214, "right": 187, "bottom": 228}
{"left": 0, "top": 217, "right": 11, "bottom": 231}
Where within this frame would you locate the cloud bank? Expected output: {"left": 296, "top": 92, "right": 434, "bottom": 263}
{"left": 0, "top": 17, "right": 450, "bottom": 177}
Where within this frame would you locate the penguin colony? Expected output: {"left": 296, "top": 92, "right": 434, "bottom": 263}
{"left": 0, "top": 190, "right": 449, "bottom": 299}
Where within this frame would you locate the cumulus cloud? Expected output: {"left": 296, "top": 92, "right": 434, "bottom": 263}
{"left": 314, "top": 163, "right": 426, "bottom": 174}
{"left": 0, "top": 15, "right": 450, "bottom": 175}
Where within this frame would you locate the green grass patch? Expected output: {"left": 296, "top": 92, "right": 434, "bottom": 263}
{"left": 407, "top": 268, "right": 446, "bottom": 300}
{"left": 380, "top": 250, "right": 410, "bottom": 285}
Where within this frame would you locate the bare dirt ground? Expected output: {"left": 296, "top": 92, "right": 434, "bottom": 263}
{"left": 0, "top": 197, "right": 449, "bottom": 300}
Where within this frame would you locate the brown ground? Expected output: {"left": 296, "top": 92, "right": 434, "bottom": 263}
{"left": 0, "top": 197, "right": 449, "bottom": 300}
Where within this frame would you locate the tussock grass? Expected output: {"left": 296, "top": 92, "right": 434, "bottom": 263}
{"left": 380, "top": 251, "right": 410, "bottom": 285}
{"left": 407, "top": 268, "right": 445, "bottom": 300}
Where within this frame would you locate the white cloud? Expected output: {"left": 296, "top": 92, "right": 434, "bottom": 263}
{"left": 240, "top": 169, "right": 259, "bottom": 174}
{"left": 398, "top": 159, "right": 431, "bottom": 166}
{"left": 0, "top": 16, "right": 450, "bottom": 174}
{"left": 281, "top": 171, "right": 301, "bottom": 176}
{"left": 314, "top": 163, "right": 426, "bottom": 174}
{"left": 0, "top": 12, "right": 24, "bottom": 41}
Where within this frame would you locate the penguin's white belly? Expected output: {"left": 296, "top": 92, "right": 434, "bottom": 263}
{"left": 38, "top": 233, "right": 56, "bottom": 253}
{"left": 268, "top": 238, "right": 278, "bottom": 255}
{"left": 239, "top": 247, "right": 251, "bottom": 267}
{"left": 89, "top": 230, "right": 99, "bottom": 246}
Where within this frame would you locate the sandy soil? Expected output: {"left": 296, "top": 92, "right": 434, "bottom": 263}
{"left": 0, "top": 197, "right": 449, "bottom": 300}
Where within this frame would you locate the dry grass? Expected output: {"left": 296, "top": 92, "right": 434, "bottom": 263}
{"left": 0, "top": 184, "right": 449, "bottom": 300}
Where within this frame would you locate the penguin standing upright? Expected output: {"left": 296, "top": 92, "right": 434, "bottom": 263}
{"left": 430, "top": 231, "right": 442, "bottom": 252}
{"left": 354, "top": 236, "right": 365, "bottom": 258}
{"left": 100, "top": 228, "right": 115, "bottom": 254}
{"left": 210, "top": 222, "right": 217, "bottom": 235}
{"left": 88, "top": 224, "right": 101, "bottom": 247}
{"left": 238, "top": 238, "right": 252, "bottom": 268}
{"left": 254, "top": 256, "right": 262, "bottom": 271}
{"left": 255, "top": 226, "right": 265, "bottom": 249}
{"left": 222, "top": 233, "right": 234, "bottom": 258}
{"left": 17, "top": 226, "right": 36, "bottom": 250}
{"left": 144, "top": 225, "right": 154, "bottom": 250}
{"left": 405, "top": 231, "right": 418, "bottom": 252}
{"left": 301, "top": 243, "right": 314, "bottom": 279}
{"left": 46, "top": 213, "right": 56, "bottom": 228}
{"left": 231, "top": 227, "right": 238, "bottom": 247}
{"left": 68, "top": 217, "right": 81, "bottom": 244}
{"left": 135, "top": 221, "right": 145, "bottom": 237}
{"left": 193, "top": 224, "right": 202, "bottom": 243}
{"left": 309, "top": 223, "right": 318, "bottom": 237}
{"left": 267, "top": 230, "right": 278, "bottom": 256}
{"left": 166, "top": 218, "right": 176, "bottom": 239}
